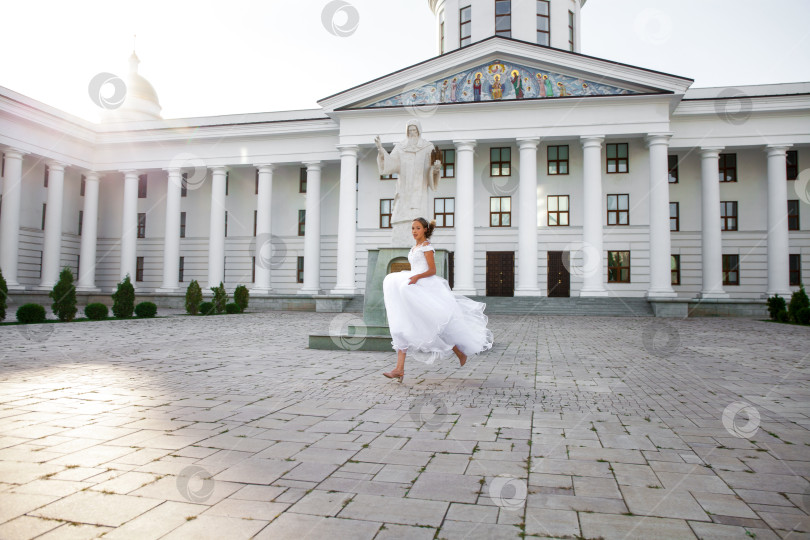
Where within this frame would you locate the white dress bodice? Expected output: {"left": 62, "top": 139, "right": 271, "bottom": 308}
{"left": 407, "top": 244, "right": 434, "bottom": 275}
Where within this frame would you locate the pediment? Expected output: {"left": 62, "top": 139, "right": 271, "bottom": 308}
{"left": 318, "top": 36, "right": 693, "bottom": 113}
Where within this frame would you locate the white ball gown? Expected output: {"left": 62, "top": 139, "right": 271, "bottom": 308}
{"left": 382, "top": 242, "right": 494, "bottom": 364}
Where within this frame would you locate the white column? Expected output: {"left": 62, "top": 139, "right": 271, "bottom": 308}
{"left": 157, "top": 168, "right": 182, "bottom": 292}
{"left": 766, "top": 144, "right": 792, "bottom": 297}
{"left": 453, "top": 140, "right": 477, "bottom": 295}
{"left": 299, "top": 161, "right": 322, "bottom": 295}
{"left": 252, "top": 164, "right": 275, "bottom": 294}
{"left": 580, "top": 136, "right": 607, "bottom": 296}
{"left": 0, "top": 148, "right": 27, "bottom": 289}
{"left": 38, "top": 162, "right": 67, "bottom": 289}
{"left": 515, "top": 138, "right": 541, "bottom": 296}
{"left": 331, "top": 146, "right": 359, "bottom": 294}
{"left": 76, "top": 172, "right": 100, "bottom": 291}
{"left": 208, "top": 166, "right": 227, "bottom": 288}
{"left": 646, "top": 134, "right": 677, "bottom": 298}
{"left": 699, "top": 147, "right": 728, "bottom": 298}
{"left": 120, "top": 170, "right": 139, "bottom": 285}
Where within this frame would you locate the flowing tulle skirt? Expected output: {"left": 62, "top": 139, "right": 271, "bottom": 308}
{"left": 382, "top": 271, "right": 494, "bottom": 364}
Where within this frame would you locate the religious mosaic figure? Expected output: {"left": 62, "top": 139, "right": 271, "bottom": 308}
{"left": 451, "top": 77, "right": 458, "bottom": 102}
{"left": 557, "top": 82, "right": 569, "bottom": 96}
{"left": 537, "top": 74, "right": 547, "bottom": 97}
{"left": 511, "top": 70, "right": 523, "bottom": 99}
{"left": 492, "top": 74, "right": 503, "bottom": 100}
{"left": 473, "top": 73, "right": 482, "bottom": 101}
{"left": 544, "top": 74, "right": 554, "bottom": 97}
{"left": 375, "top": 120, "right": 441, "bottom": 246}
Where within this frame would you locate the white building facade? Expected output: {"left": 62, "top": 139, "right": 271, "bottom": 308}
{"left": 1, "top": 0, "right": 808, "bottom": 304}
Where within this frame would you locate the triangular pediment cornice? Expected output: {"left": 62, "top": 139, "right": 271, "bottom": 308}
{"left": 318, "top": 36, "right": 693, "bottom": 113}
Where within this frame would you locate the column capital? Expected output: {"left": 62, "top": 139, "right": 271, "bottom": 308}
{"left": 336, "top": 144, "right": 359, "bottom": 157}
{"left": 765, "top": 144, "right": 792, "bottom": 156}
{"left": 84, "top": 171, "right": 101, "bottom": 182}
{"left": 162, "top": 167, "right": 182, "bottom": 175}
{"left": 699, "top": 146, "right": 724, "bottom": 157}
{"left": 303, "top": 161, "right": 322, "bottom": 171}
{"left": 644, "top": 132, "right": 674, "bottom": 148}
{"left": 45, "top": 161, "right": 67, "bottom": 172}
{"left": 210, "top": 166, "right": 228, "bottom": 174}
{"left": 120, "top": 169, "right": 140, "bottom": 176}
{"left": 453, "top": 139, "right": 477, "bottom": 152}
{"left": 254, "top": 163, "right": 276, "bottom": 173}
{"left": 516, "top": 137, "right": 540, "bottom": 150}
{"left": 2, "top": 147, "right": 28, "bottom": 159}
{"left": 580, "top": 135, "right": 604, "bottom": 148}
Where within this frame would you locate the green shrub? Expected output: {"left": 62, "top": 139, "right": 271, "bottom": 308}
{"left": 234, "top": 284, "right": 249, "bottom": 313}
{"left": 211, "top": 282, "right": 228, "bottom": 314}
{"left": 767, "top": 294, "right": 787, "bottom": 322}
{"left": 134, "top": 301, "right": 157, "bottom": 318}
{"left": 0, "top": 267, "right": 7, "bottom": 322}
{"left": 112, "top": 275, "right": 135, "bottom": 318}
{"left": 17, "top": 303, "right": 46, "bottom": 324}
{"left": 788, "top": 285, "right": 810, "bottom": 324}
{"left": 84, "top": 303, "right": 109, "bottom": 320}
{"left": 796, "top": 307, "right": 810, "bottom": 325}
{"left": 185, "top": 280, "right": 203, "bottom": 315}
{"left": 50, "top": 267, "right": 77, "bottom": 322}
{"left": 225, "top": 302, "right": 241, "bottom": 314}
{"left": 199, "top": 301, "right": 215, "bottom": 315}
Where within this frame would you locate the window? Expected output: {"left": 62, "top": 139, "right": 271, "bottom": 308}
{"left": 224, "top": 211, "right": 228, "bottom": 237}
{"left": 181, "top": 173, "right": 188, "bottom": 197}
{"left": 42, "top": 203, "right": 46, "bottom": 229}
{"left": 137, "top": 212, "right": 146, "bottom": 238}
{"left": 253, "top": 210, "right": 258, "bottom": 236}
{"left": 670, "top": 202, "right": 679, "bottom": 231}
{"left": 606, "top": 143, "right": 628, "bottom": 173}
{"left": 460, "top": 5, "right": 472, "bottom": 47}
{"left": 435, "top": 197, "right": 455, "bottom": 227}
{"left": 547, "top": 195, "right": 569, "bottom": 226}
{"left": 38, "top": 251, "right": 42, "bottom": 278}
{"left": 44, "top": 165, "right": 49, "bottom": 187}
{"left": 298, "top": 209, "right": 306, "bottom": 236}
{"left": 440, "top": 18, "right": 445, "bottom": 54}
{"left": 297, "top": 256, "right": 304, "bottom": 283}
{"left": 80, "top": 175, "right": 86, "bottom": 196}
{"left": 495, "top": 0, "right": 511, "bottom": 38}
{"left": 790, "top": 254, "right": 801, "bottom": 286}
{"left": 179, "top": 256, "right": 184, "bottom": 283}
{"left": 787, "top": 150, "right": 798, "bottom": 181}
{"left": 225, "top": 171, "right": 230, "bottom": 196}
{"left": 255, "top": 169, "right": 259, "bottom": 194}
{"left": 380, "top": 199, "right": 393, "bottom": 228}
{"left": 788, "top": 200, "right": 800, "bottom": 231}
{"left": 719, "top": 153, "right": 736, "bottom": 182}
{"left": 671, "top": 255, "right": 681, "bottom": 285}
{"left": 607, "top": 194, "right": 629, "bottom": 225}
{"left": 490, "top": 196, "right": 511, "bottom": 227}
{"left": 252, "top": 256, "right": 256, "bottom": 283}
{"left": 138, "top": 174, "right": 147, "bottom": 197}
{"left": 299, "top": 168, "right": 307, "bottom": 193}
{"left": 608, "top": 251, "right": 630, "bottom": 283}
{"left": 722, "top": 254, "right": 739, "bottom": 285}
{"left": 720, "top": 201, "right": 737, "bottom": 231}
{"left": 78, "top": 211, "right": 83, "bottom": 236}
{"left": 180, "top": 212, "right": 186, "bottom": 238}
{"left": 490, "top": 147, "right": 511, "bottom": 176}
{"left": 136, "top": 256, "right": 144, "bottom": 282}
{"left": 668, "top": 155, "right": 679, "bottom": 183}
{"left": 547, "top": 145, "right": 569, "bottom": 175}
{"left": 442, "top": 149, "right": 455, "bottom": 178}
{"left": 568, "top": 10, "right": 574, "bottom": 51}
{"left": 537, "top": 0, "right": 550, "bottom": 45}
{"left": 380, "top": 167, "right": 398, "bottom": 180}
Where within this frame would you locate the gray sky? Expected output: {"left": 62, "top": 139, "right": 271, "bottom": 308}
{"left": 1, "top": 0, "right": 808, "bottom": 122}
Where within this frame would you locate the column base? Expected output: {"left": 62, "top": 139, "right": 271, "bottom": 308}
{"left": 155, "top": 287, "right": 182, "bottom": 293}
{"left": 697, "top": 290, "right": 729, "bottom": 299}
{"left": 646, "top": 289, "right": 678, "bottom": 299}
{"left": 765, "top": 289, "right": 792, "bottom": 298}
{"left": 297, "top": 288, "right": 321, "bottom": 295}
{"left": 330, "top": 286, "right": 358, "bottom": 295}
{"left": 33, "top": 283, "right": 56, "bottom": 291}
{"left": 579, "top": 289, "right": 608, "bottom": 297}
{"left": 514, "top": 288, "right": 543, "bottom": 297}
{"left": 75, "top": 286, "right": 101, "bottom": 293}
{"left": 250, "top": 287, "right": 274, "bottom": 296}
{"left": 5, "top": 283, "right": 27, "bottom": 292}
{"left": 452, "top": 287, "right": 478, "bottom": 296}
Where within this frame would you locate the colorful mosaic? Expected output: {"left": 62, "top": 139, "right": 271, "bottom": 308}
{"left": 368, "top": 59, "right": 639, "bottom": 107}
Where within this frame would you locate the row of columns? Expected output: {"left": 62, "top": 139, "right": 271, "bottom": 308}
{"left": 0, "top": 143, "right": 795, "bottom": 297}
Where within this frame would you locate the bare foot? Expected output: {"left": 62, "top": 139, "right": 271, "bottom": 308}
{"left": 454, "top": 347, "right": 467, "bottom": 367}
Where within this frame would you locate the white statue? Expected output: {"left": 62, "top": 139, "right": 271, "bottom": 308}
{"left": 375, "top": 119, "right": 442, "bottom": 246}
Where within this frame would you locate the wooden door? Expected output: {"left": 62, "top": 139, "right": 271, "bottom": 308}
{"left": 547, "top": 251, "right": 570, "bottom": 297}
{"left": 486, "top": 251, "right": 514, "bottom": 297}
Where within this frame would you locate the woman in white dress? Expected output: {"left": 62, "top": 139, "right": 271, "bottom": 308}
{"left": 382, "top": 218, "right": 494, "bottom": 381}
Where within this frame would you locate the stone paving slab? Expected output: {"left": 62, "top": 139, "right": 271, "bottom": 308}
{"left": 0, "top": 312, "right": 808, "bottom": 539}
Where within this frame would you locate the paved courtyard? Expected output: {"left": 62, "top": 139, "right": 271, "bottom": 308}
{"left": 0, "top": 311, "right": 808, "bottom": 539}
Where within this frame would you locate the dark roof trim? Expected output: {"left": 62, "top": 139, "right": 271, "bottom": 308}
{"left": 318, "top": 35, "right": 693, "bottom": 103}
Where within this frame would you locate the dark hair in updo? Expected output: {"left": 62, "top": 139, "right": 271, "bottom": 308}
{"left": 413, "top": 217, "right": 436, "bottom": 239}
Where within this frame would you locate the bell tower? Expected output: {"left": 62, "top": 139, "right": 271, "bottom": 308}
{"left": 429, "top": 0, "right": 586, "bottom": 55}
